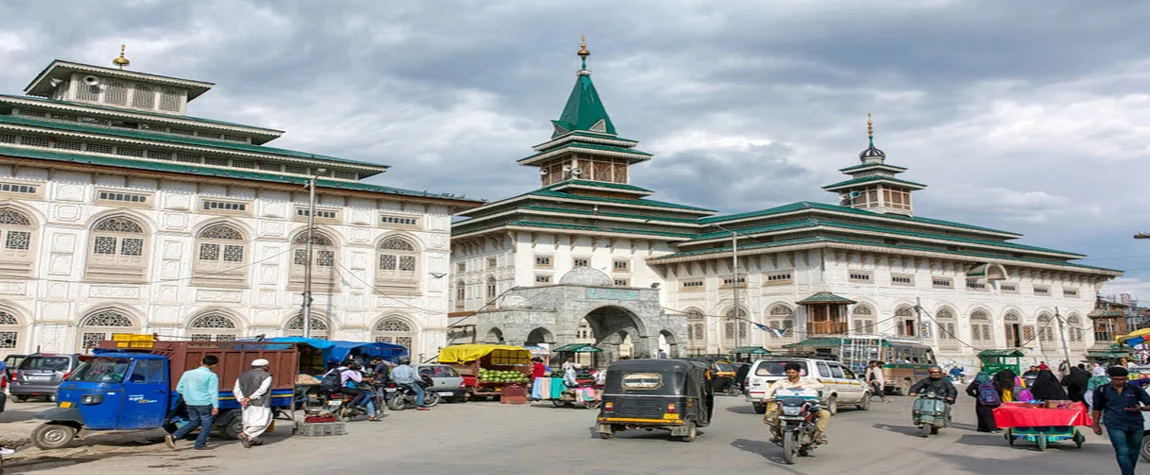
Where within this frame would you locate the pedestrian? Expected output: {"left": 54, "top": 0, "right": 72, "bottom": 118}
{"left": 1093, "top": 363, "right": 1106, "bottom": 377}
{"left": 1062, "top": 366, "right": 1090, "bottom": 403}
{"left": 1029, "top": 370, "right": 1068, "bottom": 401}
{"left": 866, "top": 361, "right": 890, "bottom": 403}
{"left": 657, "top": 349, "right": 667, "bottom": 359}
{"left": 1091, "top": 366, "right": 1150, "bottom": 475}
{"left": 1058, "top": 359, "right": 1071, "bottom": 380}
{"left": 561, "top": 356, "right": 577, "bottom": 372}
{"left": 233, "top": 359, "right": 273, "bottom": 448}
{"left": 993, "top": 368, "right": 1019, "bottom": 402}
{"left": 165, "top": 355, "right": 219, "bottom": 451}
{"left": 965, "top": 372, "right": 1001, "bottom": 433}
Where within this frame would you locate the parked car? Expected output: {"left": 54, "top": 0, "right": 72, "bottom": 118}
{"left": 4, "top": 354, "right": 25, "bottom": 381}
{"left": 414, "top": 364, "right": 467, "bottom": 403}
{"left": 743, "top": 357, "right": 871, "bottom": 415}
{"left": 10, "top": 353, "right": 82, "bottom": 402}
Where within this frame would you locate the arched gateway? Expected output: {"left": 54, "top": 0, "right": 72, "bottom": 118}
{"left": 473, "top": 268, "right": 685, "bottom": 365}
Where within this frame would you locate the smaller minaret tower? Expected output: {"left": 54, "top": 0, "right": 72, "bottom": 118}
{"left": 823, "top": 114, "right": 925, "bottom": 216}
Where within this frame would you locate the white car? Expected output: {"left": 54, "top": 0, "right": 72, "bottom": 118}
{"left": 744, "top": 357, "right": 872, "bottom": 415}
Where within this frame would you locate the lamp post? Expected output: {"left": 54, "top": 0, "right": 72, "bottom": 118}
{"left": 713, "top": 224, "right": 741, "bottom": 350}
{"left": 301, "top": 169, "right": 326, "bottom": 338}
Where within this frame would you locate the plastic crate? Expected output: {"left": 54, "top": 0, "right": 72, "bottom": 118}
{"left": 296, "top": 421, "right": 346, "bottom": 437}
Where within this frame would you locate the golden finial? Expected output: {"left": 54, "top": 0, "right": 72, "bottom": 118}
{"left": 577, "top": 35, "right": 590, "bottom": 70}
{"left": 867, "top": 113, "right": 874, "bottom": 146}
{"left": 112, "top": 44, "right": 131, "bottom": 70}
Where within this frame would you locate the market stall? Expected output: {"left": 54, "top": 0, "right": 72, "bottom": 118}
{"left": 534, "top": 344, "right": 603, "bottom": 406}
{"left": 438, "top": 344, "right": 532, "bottom": 399}
{"left": 978, "top": 349, "right": 1024, "bottom": 376}
{"left": 256, "top": 337, "right": 407, "bottom": 406}
{"left": 993, "top": 401, "right": 1091, "bottom": 451}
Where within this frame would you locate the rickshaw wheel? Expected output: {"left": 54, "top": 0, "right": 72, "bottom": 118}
{"left": 584, "top": 400, "right": 601, "bottom": 410}
{"left": 1036, "top": 433, "right": 1047, "bottom": 451}
{"left": 598, "top": 429, "right": 615, "bottom": 440}
{"left": 551, "top": 400, "right": 566, "bottom": 408}
{"left": 1073, "top": 431, "right": 1085, "bottom": 449}
{"left": 919, "top": 425, "right": 931, "bottom": 438}
{"left": 930, "top": 426, "right": 940, "bottom": 435}
{"left": 31, "top": 423, "right": 76, "bottom": 450}
{"left": 681, "top": 422, "right": 697, "bottom": 442}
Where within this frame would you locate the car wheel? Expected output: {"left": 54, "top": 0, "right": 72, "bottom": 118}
{"left": 753, "top": 403, "right": 766, "bottom": 414}
{"left": 857, "top": 394, "right": 871, "bottom": 411}
{"left": 12, "top": 395, "right": 27, "bottom": 403}
{"left": 827, "top": 396, "right": 838, "bottom": 416}
{"left": 1140, "top": 433, "right": 1150, "bottom": 461}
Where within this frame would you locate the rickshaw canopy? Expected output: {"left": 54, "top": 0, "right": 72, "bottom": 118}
{"left": 260, "top": 337, "right": 407, "bottom": 363}
{"left": 437, "top": 344, "right": 532, "bottom": 365}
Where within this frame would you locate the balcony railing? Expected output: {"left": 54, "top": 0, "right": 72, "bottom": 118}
{"left": 808, "top": 321, "right": 850, "bottom": 336}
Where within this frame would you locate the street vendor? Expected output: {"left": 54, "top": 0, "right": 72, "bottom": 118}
{"left": 563, "top": 364, "right": 580, "bottom": 388}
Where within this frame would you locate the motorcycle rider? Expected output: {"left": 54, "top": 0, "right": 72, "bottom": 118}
{"left": 763, "top": 362, "right": 831, "bottom": 444}
{"left": 391, "top": 356, "right": 429, "bottom": 411}
{"left": 339, "top": 363, "right": 379, "bottom": 421}
{"left": 908, "top": 367, "right": 959, "bottom": 422}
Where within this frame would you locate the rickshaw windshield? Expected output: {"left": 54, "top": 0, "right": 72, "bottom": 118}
{"left": 714, "top": 363, "right": 734, "bottom": 373}
{"left": 68, "top": 357, "right": 132, "bottom": 383}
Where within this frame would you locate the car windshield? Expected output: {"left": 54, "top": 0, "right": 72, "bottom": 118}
{"left": 754, "top": 361, "right": 808, "bottom": 377}
{"left": 67, "top": 357, "right": 132, "bottom": 383}
{"left": 19, "top": 356, "right": 70, "bottom": 372}
{"left": 419, "top": 366, "right": 459, "bottom": 377}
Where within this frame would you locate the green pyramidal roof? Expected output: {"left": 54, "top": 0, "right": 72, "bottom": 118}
{"left": 552, "top": 73, "right": 616, "bottom": 138}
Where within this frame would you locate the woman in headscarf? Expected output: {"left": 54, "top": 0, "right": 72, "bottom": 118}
{"left": 993, "top": 368, "right": 1019, "bottom": 401}
{"left": 1061, "top": 366, "right": 1090, "bottom": 403}
{"left": 1092, "top": 363, "right": 1106, "bottom": 377}
{"left": 965, "top": 372, "right": 1001, "bottom": 432}
{"left": 1029, "top": 369, "right": 1068, "bottom": 401}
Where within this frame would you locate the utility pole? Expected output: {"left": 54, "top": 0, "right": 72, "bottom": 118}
{"left": 302, "top": 172, "right": 322, "bottom": 338}
{"left": 714, "top": 224, "right": 741, "bottom": 351}
{"left": 915, "top": 297, "right": 923, "bottom": 343}
{"left": 1055, "top": 306, "right": 1073, "bottom": 367}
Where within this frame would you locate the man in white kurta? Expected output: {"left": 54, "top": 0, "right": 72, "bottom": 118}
{"left": 233, "top": 359, "right": 274, "bottom": 448}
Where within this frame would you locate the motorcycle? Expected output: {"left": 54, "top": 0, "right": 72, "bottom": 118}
{"left": 912, "top": 390, "right": 950, "bottom": 437}
{"left": 321, "top": 382, "right": 384, "bottom": 422}
{"left": 385, "top": 377, "right": 440, "bottom": 411}
{"left": 771, "top": 388, "right": 822, "bottom": 465}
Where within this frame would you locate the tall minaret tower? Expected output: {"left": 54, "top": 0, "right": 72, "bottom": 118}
{"left": 823, "top": 114, "right": 925, "bottom": 216}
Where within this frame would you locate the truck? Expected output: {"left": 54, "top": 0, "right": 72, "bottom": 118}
{"left": 31, "top": 336, "right": 297, "bottom": 450}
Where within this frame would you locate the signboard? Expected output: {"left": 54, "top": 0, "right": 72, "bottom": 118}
{"left": 112, "top": 333, "right": 155, "bottom": 342}
{"left": 585, "top": 288, "right": 639, "bottom": 301}
{"left": 1021, "top": 325, "right": 1036, "bottom": 344}
{"left": 919, "top": 322, "right": 932, "bottom": 339}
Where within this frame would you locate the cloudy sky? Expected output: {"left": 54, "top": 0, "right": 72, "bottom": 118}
{"left": 2, "top": 0, "right": 1149, "bottom": 300}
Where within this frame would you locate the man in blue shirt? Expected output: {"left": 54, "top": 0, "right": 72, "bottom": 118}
{"left": 391, "top": 356, "right": 428, "bottom": 411}
{"left": 1091, "top": 366, "right": 1150, "bottom": 475}
{"left": 165, "top": 355, "right": 220, "bottom": 451}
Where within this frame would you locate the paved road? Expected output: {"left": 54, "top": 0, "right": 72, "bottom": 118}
{"left": 0, "top": 400, "right": 53, "bottom": 424}
{"left": 11, "top": 395, "right": 1128, "bottom": 475}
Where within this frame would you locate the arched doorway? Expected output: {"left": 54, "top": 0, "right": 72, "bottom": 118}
{"left": 526, "top": 327, "right": 554, "bottom": 346}
{"left": 485, "top": 327, "right": 505, "bottom": 344}
{"left": 579, "top": 306, "right": 646, "bottom": 364}
{"left": 659, "top": 330, "right": 679, "bottom": 358}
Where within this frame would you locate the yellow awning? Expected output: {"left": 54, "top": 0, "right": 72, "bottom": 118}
{"left": 1117, "top": 328, "right": 1150, "bottom": 343}
{"left": 437, "top": 344, "right": 532, "bottom": 365}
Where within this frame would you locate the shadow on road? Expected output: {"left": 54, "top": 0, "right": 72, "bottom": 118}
{"left": 870, "top": 423, "right": 926, "bottom": 437}
{"left": 956, "top": 433, "right": 1009, "bottom": 447}
{"left": 725, "top": 405, "right": 757, "bottom": 415}
{"left": 730, "top": 438, "right": 774, "bottom": 460}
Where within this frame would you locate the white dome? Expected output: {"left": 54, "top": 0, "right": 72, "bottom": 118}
{"left": 559, "top": 267, "right": 613, "bottom": 286}
{"left": 498, "top": 295, "right": 530, "bottom": 309}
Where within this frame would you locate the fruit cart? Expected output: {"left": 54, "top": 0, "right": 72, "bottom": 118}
{"left": 993, "top": 401, "right": 1091, "bottom": 451}
{"left": 437, "top": 344, "right": 532, "bottom": 400}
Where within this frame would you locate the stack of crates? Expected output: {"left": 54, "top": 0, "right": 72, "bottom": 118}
{"left": 501, "top": 384, "right": 528, "bottom": 404}
{"left": 296, "top": 421, "right": 347, "bottom": 437}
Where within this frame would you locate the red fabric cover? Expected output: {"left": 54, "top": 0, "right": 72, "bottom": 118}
{"left": 992, "top": 401, "right": 1093, "bottom": 428}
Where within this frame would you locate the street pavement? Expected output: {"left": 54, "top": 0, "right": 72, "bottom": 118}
{"left": 6, "top": 394, "right": 1131, "bottom": 475}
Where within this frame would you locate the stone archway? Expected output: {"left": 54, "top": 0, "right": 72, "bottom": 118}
{"left": 659, "top": 329, "right": 680, "bottom": 357}
{"left": 581, "top": 305, "right": 647, "bottom": 362}
{"left": 485, "top": 327, "right": 505, "bottom": 344}
{"left": 525, "top": 327, "right": 555, "bottom": 346}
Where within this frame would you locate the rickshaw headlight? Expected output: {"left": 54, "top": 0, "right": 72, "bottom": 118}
{"left": 81, "top": 394, "right": 104, "bottom": 405}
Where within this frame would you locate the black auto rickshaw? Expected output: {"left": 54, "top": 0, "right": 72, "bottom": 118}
{"left": 688, "top": 357, "right": 739, "bottom": 396}
{"left": 596, "top": 359, "right": 714, "bottom": 442}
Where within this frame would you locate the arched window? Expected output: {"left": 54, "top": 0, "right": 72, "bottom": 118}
{"left": 192, "top": 223, "right": 247, "bottom": 287}
{"left": 895, "top": 306, "right": 917, "bottom": 337}
{"left": 188, "top": 312, "right": 242, "bottom": 342}
{"left": 159, "top": 89, "right": 182, "bottom": 112}
{"left": 131, "top": 84, "right": 155, "bottom": 109}
{"left": 454, "top": 280, "right": 466, "bottom": 310}
{"left": 77, "top": 309, "right": 137, "bottom": 351}
{"left": 373, "top": 316, "right": 416, "bottom": 352}
{"left": 1037, "top": 313, "right": 1055, "bottom": 347}
{"left": 767, "top": 304, "right": 795, "bottom": 340}
{"left": 970, "top": 310, "right": 994, "bottom": 347}
{"left": 86, "top": 216, "right": 148, "bottom": 282}
{"left": 485, "top": 277, "right": 497, "bottom": 302}
{"left": 104, "top": 82, "right": 127, "bottom": 105}
{"left": 375, "top": 236, "right": 419, "bottom": 294}
{"left": 723, "top": 307, "right": 748, "bottom": 348}
{"left": 1067, "top": 314, "right": 1085, "bottom": 346}
{"left": 686, "top": 308, "right": 706, "bottom": 352}
{"left": 852, "top": 305, "right": 875, "bottom": 334}
{"left": 0, "top": 309, "right": 22, "bottom": 357}
{"left": 0, "top": 208, "right": 36, "bottom": 278}
{"left": 936, "top": 308, "right": 957, "bottom": 345}
{"left": 285, "top": 313, "right": 330, "bottom": 340}
{"left": 78, "top": 82, "right": 100, "bottom": 101}
{"left": 290, "top": 229, "right": 339, "bottom": 292}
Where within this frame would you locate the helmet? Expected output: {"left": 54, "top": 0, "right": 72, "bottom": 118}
{"left": 398, "top": 356, "right": 411, "bottom": 365}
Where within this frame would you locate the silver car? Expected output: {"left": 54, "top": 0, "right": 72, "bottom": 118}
{"left": 415, "top": 364, "right": 467, "bottom": 403}
{"left": 11, "top": 353, "right": 82, "bottom": 402}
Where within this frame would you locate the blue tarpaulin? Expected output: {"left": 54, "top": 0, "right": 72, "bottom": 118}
{"left": 259, "top": 337, "right": 408, "bottom": 364}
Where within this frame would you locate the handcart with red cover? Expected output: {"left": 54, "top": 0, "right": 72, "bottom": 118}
{"left": 992, "top": 401, "right": 1092, "bottom": 451}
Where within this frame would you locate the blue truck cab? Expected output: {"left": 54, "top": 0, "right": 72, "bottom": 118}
{"left": 32, "top": 340, "right": 297, "bottom": 450}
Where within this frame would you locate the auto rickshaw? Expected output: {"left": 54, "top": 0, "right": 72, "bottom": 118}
{"left": 596, "top": 359, "right": 714, "bottom": 442}
{"left": 689, "top": 358, "right": 739, "bottom": 396}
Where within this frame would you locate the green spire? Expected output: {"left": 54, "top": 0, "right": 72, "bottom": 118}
{"left": 551, "top": 37, "right": 616, "bottom": 138}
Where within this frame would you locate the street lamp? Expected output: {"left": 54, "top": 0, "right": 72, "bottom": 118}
{"left": 712, "top": 224, "right": 742, "bottom": 350}
{"left": 301, "top": 168, "right": 327, "bottom": 338}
